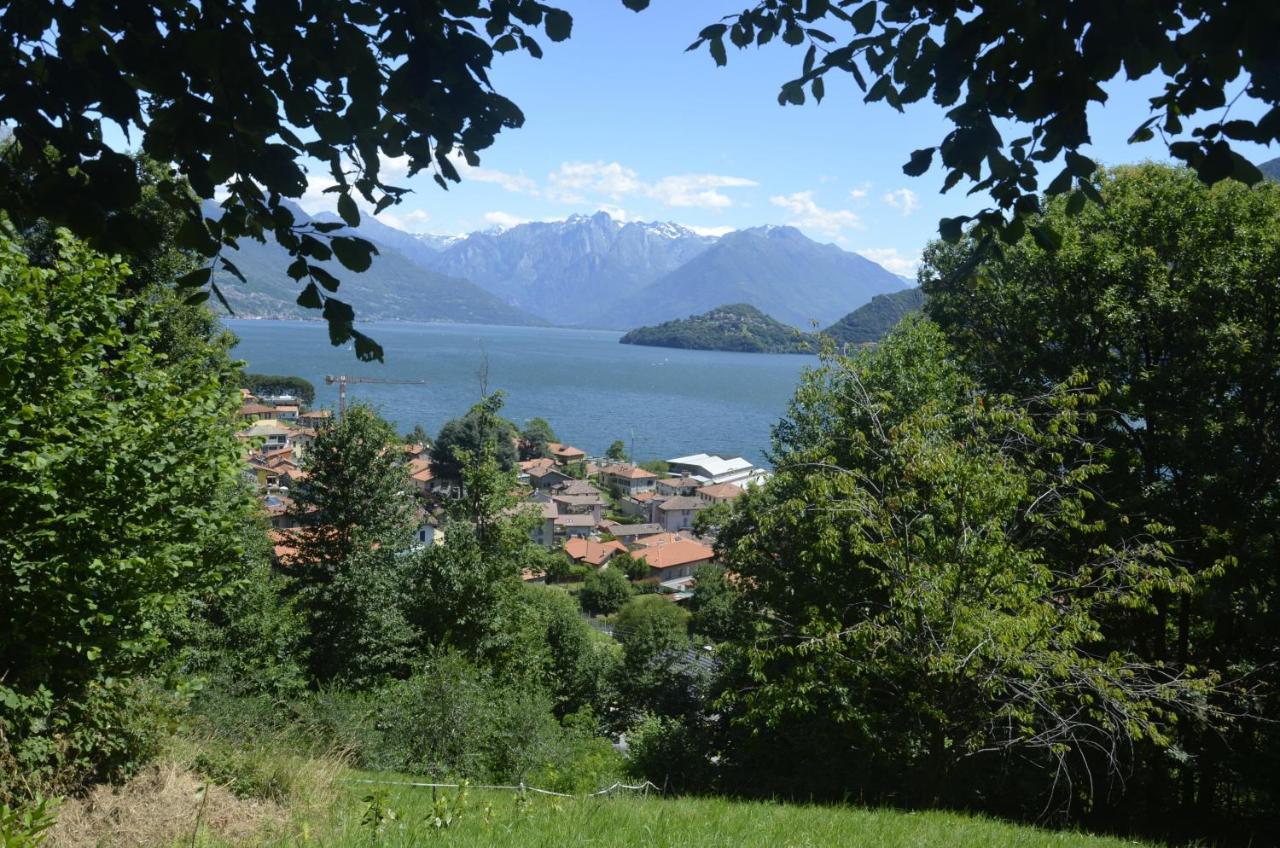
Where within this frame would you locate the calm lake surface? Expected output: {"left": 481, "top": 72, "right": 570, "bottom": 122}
{"left": 226, "top": 320, "right": 816, "bottom": 466}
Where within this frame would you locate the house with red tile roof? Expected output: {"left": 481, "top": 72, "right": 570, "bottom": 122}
{"left": 564, "top": 537, "right": 627, "bottom": 568}
{"left": 547, "top": 442, "right": 587, "bottom": 466}
{"left": 698, "top": 482, "right": 745, "bottom": 504}
{"left": 599, "top": 463, "right": 658, "bottom": 497}
{"left": 631, "top": 538, "right": 715, "bottom": 580}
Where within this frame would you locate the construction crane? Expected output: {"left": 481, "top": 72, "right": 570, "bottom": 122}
{"left": 325, "top": 375, "right": 426, "bottom": 418}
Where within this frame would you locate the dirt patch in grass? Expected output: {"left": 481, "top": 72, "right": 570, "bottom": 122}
{"left": 49, "top": 762, "right": 285, "bottom": 848}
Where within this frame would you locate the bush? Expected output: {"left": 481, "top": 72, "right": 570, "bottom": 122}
{"left": 580, "top": 567, "right": 632, "bottom": 616}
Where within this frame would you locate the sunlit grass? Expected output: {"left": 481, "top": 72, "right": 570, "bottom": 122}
{"left": 229, "top": 770, "right": 1150, "bottom": 848}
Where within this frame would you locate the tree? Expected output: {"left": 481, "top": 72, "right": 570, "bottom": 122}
{"left": 0, "top": 225, "right": 247, "bottom": 792}
{"left": 694, "top": 2, "right": 1277, "bottom": 248}
{"left": 288, "top": 404, "right": 415, "bottom": 573}
{"left": 241, "top": 373, "right": 316, "bottom": 406}
{"left": 612, "top": 595, "right": 702, "bottom": 719}
{"left": 0, "top": 1, "right": 644, "bottom": 360}
{"left": 713, "top": 318, "right": 1207, "bottom": 817}
{"left": 519, "top": 417, "right": 558, "bottom": 460}
{"left": 580, "top": 567, "right": 632, "bottom": 616}
{"left": 921, "top": 164, "right": 1280, "bottom": 830}
{"left": 408, "top": 394, "right": 533, "bottom": 665}
{"left": 687, "top": 564, "right": 738, "bottom": 642}
{"left": 434, "top": 404, "right": 519, "bottom": 480}
{"left": 286, "top": 403, "right": 417, "bottom": 682}
{"left": 405, "top": 424, "right": 431, "bottom": 447}
{"left": 614, "top": 552, "right": 650, "bottom": 583}
{"left": 605, "top": 440, "right": 629, "bottom": 463}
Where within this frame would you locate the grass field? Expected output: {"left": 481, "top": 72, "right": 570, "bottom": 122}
{"left": 49, "top": 739, "right": 1150, "bottom": 848}
{"left": 246, "top": 773, "right": 1149, "bottom": 848}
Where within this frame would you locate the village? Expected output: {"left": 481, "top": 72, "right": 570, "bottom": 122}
{"left": 236, "top": 388, "right": 769, "bottom": 604}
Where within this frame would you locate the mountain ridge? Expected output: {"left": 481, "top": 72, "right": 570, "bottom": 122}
{"left": 598, "top": 224, "right": 906, "bottom": 330}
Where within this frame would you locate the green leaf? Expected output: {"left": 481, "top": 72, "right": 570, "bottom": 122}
{"left": 297, "top": 282, "right": 324, "bottom": 309}
{"left": 851, "top": 1, "right": 877, "bottom": 34}
{"left": 331, "top": 236, "right": 376, "bottom": 273}
{"left": 903, "top": 147, "right": 935, "bottom": 177}
{"left": 544, "top": 9, "right": 572, "bottom": 41}
{"left": 1030, "top": 223, "right": 1062, "bottom": 251}
{"left": 218, "top": 257, "right": 247, "bottom": 283}
{"left": 352, "top": 330, "right": 385, "bottom": 363}
{"left": 183, "top": 290, "right": 211, "bottom": 305}
{"left": 710, "top": 37, "right": 727, "bottom": 67}
{"left": 1045, "top": 167, "right": 1073, "bottom": 195}
{"left": 1064, "top": 150, "right": 1096, "bottom": 178}
{"left": 1065, "top": 190, "right": 1086, "bottom": 216}
{"left": 176, "top": 266, "right": 212, "bottom": 289}
{"left": 309, "top": 265, "right": 341, "bottom": 292}
{"left": 939, "top": 215, "right": 969, "bottom": 243}
{"left": 337, "top": 192, "right": 360, "bottom": 227}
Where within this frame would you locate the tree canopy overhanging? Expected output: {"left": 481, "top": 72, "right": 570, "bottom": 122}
{"left": 1, "top": 0, "right": 1276, "bottom": 360}
{"left": 691, "top": 1, "right": 1279, "bottom": 247}
{"left": 0, "top": 0, "right": 638, "bottom": 360}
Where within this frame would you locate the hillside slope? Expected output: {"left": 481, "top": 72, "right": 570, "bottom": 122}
{"left": 206, "top": 204, "right": 545, "bottom": 327}
{"left": 1262, "top": 156, "right": 1280, "bottom": 182}
{"left": 823, "top": 287, "right": 926, "bottom": 346}
{"left": 600, "top": 226, "right": 905, "bottom": 330}
{"left": 620, "top": 303, "right": 815, "bottom": 354}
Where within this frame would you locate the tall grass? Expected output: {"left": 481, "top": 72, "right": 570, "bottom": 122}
{"left": 221, "top": 773, "right": 1152, "bottom": 848}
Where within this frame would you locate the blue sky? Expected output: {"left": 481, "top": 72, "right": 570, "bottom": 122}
{"left": 293, "top": 2, "right": 1276, "bottom": 277}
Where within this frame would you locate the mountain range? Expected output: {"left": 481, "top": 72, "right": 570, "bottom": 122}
{"left": 207, "top": 202, "right": 545, "bottom": 326}
{"left": 216, "top": 207, "right": 909, "bottom": 331}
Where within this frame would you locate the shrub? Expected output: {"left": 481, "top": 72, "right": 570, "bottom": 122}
{"left": 580, "top": 567, "right": 632, "bottom": 616}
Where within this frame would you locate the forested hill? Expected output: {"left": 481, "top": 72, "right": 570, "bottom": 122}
{"left": 823, "top": 287, "right": 926, "bottom": 347}
{"left": 619, "top": 303, "right": 816, "bottom": 354}
{"left": 1262, "top": 156, "right": 1280, "bottom": 181}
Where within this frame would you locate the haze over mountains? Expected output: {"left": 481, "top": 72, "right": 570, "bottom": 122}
{"left": 221, "top": 207, "right": 909, "bottom": 330}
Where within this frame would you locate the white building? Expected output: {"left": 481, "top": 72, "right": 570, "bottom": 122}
{"left": 666, "top": 453, "right": 762, "bottom": 486}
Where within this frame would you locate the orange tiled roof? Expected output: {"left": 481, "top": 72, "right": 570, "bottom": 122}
{"left": 601, "top": 464, "right": 658, "bottom": 480}
{"left": 548, "top": 442, "right": 586, "bottom": 459}
{"left": 699, "top": 483, "right": 744, "bottom": 500}
{"left": 632, "top": 538, "right": 714, "bottom": 570}
{"left": 564, "top": 537, "right": 627, "bottom": 566}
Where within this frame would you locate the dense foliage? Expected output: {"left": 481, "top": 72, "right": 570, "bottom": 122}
{"left": 240, "top": 373, "right": 316, "bottom": 405}
{"left": 822, "top": 287, "right": 925, "bottom": 347}
{"left": 696, "top": 1, "right": 1277, "bottom": 247}
{"left": 0, "top": 225, "right": 248, "bottom": 797}
{"left": 922, "top": 164, "right": 1280, "bottom": 834}
{"left": 620, "top": 303, "right": 815, "bottom": 354}
{"left": 0, "top": 1, "right": 649, "bottom": 358}
{"left": 433, "top": 404, "right": 520, "bottom": 479}
{"left": 707, "top": 318, "right": 1201, "bottom": 817}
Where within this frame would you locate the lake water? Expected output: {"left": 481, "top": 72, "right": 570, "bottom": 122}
{"left": 226, "top": 320, "right": 816, "bottom": 466}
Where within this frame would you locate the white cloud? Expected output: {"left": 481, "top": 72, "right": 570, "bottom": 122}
{"left": 597, "top": 204, "right": 630, "bottom": 221}
{"left": 378, "top": 207, "right": 433, "bottom": 233}
{"left": 548, "top": 161, "right": 644, "bottom": 201}
{"left": 686, "top": 224, "right": 735, "bottom": 237}
{"left": 849, "top": 182, "right": 871, "bottom": 200}
{"left": 648, "top": 174, "right": 758, "bottom": 209}
{"left": 856, "top": 247, "right": 921, "bottom": 277}
{"left": 881, "top": 187, "right": 919, "bottom": 216}
{"left": 546, "top": 161, "right": 757, "bottom": 210}
{"left": 769, "top": 191, "right": 862, "bottom": 235}
{"left": 482, "top": 211, "right": 530, "bottom": 229}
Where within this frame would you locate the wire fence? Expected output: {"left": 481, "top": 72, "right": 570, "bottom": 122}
{"left": 345, "top": 777, "right": 662, "bottom": 799}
